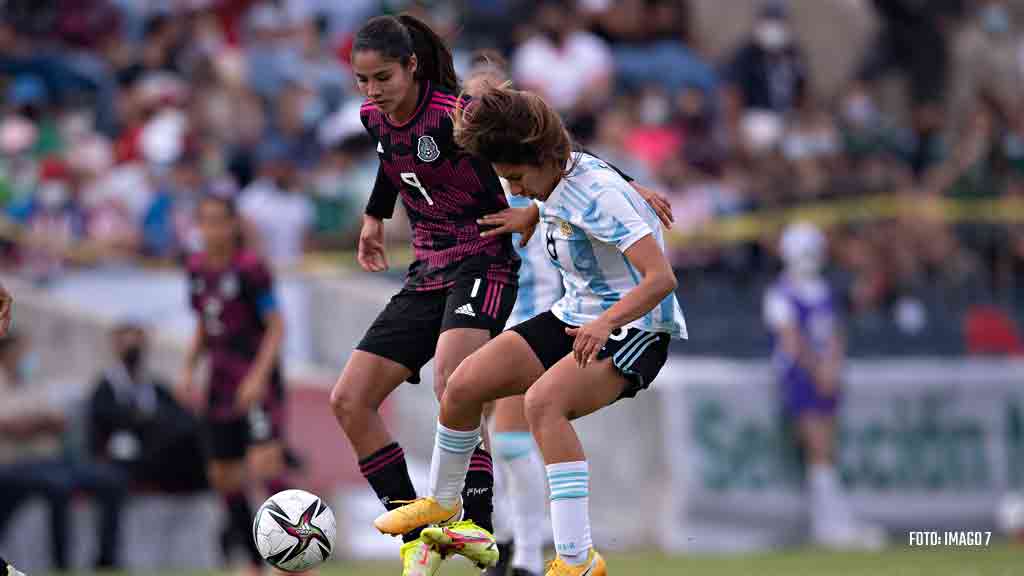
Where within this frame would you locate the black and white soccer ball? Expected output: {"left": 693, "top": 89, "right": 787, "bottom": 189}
{"left": 253, "top": 489, "right": 336, "bottom": 572}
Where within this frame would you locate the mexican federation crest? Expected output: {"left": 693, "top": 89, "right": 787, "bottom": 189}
{"left": 417, "top": 135, "right": 440, "bottom": 162}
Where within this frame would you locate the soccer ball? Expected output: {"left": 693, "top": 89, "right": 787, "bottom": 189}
{"left": 996, "top": 491, "right": 1024, "bottom": 541}
{"left": 253, "top": 489, "right": 337, "bottom": 572}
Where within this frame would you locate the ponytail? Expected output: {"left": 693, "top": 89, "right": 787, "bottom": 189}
{"left": 353, "top": 14, "right": 457, "bottom": 92}
{"left": 397, "top": 14, "right": 457, "bottom": 92}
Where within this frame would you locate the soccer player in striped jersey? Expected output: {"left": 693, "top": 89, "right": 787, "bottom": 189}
{"left": 340, "top": 18, "right": 672, "bottom": 575}
{"left": 462, "top": 53, "right": 673, "bottom": 576}
{"left": 374, "top": 86, "right": 688, "bottom": 576}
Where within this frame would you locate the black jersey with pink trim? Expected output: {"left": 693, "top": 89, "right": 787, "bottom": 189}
{"left": 361, "top": 82, "right": 519, "bottom": 291}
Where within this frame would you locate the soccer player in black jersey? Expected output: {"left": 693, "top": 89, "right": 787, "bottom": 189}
{"left": 331, "top": 14, "right": 673, "bottom": 576}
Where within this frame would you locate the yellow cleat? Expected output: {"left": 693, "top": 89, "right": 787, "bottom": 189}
{"left": 374, "top": 497, "right": 463, "bottom": 536}
{"left": 401, "top": 537, "right": 444, "bottom": 576}
{"left": 421, "top": 520, "right": 499, "bottom": 569}
{"left": 545, "top": 549, "right": 606, "bottom": 576}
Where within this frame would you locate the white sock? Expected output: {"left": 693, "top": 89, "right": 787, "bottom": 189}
{"left": 492, "top": 452, "right": 514, "bottom": 542}
{"left": 495, "top": 432, "right": 546, "bottom": 573}
{"left": 547, "top": 461, "right": 591, "bottom": 566}
{"left": 430, "top": 423, "right": 481, "bottom": 509}
{"left": 809, "top": 463, "right": 852, "bottom": 533}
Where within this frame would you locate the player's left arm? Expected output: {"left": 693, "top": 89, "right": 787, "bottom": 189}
{"left": 238, "top": 265, "right": 286, "bottom": 409}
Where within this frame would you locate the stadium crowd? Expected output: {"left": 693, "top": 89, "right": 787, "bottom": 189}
{"left": 1, "top": 0, "right": 1024, "bottom": 351}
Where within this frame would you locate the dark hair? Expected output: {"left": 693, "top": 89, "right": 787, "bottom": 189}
{"left": 353, "top": 14, "right": 457, "bottom": 92}
{"left": 454, "top": 86, "right": 574, "bottom": 173}
{"left": 197, "top": 194, "right": 245, "bottom": 250}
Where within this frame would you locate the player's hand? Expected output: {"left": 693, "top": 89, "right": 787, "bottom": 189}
{"left": 0, "top": 282, "right": 12, "bottom": 337}
{"left": 357, "top": 216, "right": 389, "bottom": 272}
{"left": 565, "top": 319, "right": 614, "bottom": 368}
{"left": 478, "top": 205, "right": 540, "bottom": 247}
{"left": 237, "top": 372, "right": 269, "bottom": 411}
{"left": 814, "top": 365, "right": 840, "bottom": 398}
{"left": 631, "top": 183, "right": 674, "bottom": 230}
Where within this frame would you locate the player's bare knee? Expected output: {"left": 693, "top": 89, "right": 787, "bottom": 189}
{"left": 524, "top": 388, "right": 561, "bottom": 431}
{"left": 248, "top": 444, "right": 285, "bottom": 479}
{"left": 329, "top": 380, "right": 366, "bottom": 431}
{"left": 442, "top": 368, "right": 482, "bottom": 412}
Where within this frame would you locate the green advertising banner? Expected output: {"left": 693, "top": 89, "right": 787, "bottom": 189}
{"left": 657, "top": 359, "right": 1024, "bottom": 552}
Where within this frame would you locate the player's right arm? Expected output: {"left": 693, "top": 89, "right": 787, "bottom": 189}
{"left": 358, "top": 164, "right": 400, "bottom": 272}
{"left": 815, "top": 323, "right": 845, "bottom": 397}
{"left": 763, "top": 291, "right": 834, "bottom": 395}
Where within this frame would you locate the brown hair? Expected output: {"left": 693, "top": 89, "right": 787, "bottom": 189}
{"left": 454, "top": 86, "right": 574, "bottom": 173}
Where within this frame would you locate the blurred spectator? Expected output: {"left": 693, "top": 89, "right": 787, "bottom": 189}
{"left": 859, "top": 0, "right": 962, "bottom": 110}
{"left": 87, "top": 321, "right": 207, "bottom": 493}
{"left": 292, "top": 13, "right": 352, "bottom": 111}
{"left": 513, "top": 0, "right": 614, "bottom": 139}
{"left": 142, "top": 154, "right": 203, "bottom": 259}
{"left": 948, "top": 0, "right": 1022, "bottom": 143}
{"left": 590, "top": 0, "right": 717, "bottom": 98}
{"left": 239, "top": 141, "right": 314, "bottom": 269}
{"left": 243, "top": 0, "right": 308, "bottom": 99}
{"left": 310, "top": 103, "right": 378, "bottom": 249}
{"left": 8, "top": 159, "right": 87, "bottom": 282}
{"left": 763, "top": 223, "right": 885, "bottom": 550}
{"left": 0, "top": 332, "right": 126, "bottom": 571}
{"left": 721, "top": 0, "right": 808, "bottom": 153}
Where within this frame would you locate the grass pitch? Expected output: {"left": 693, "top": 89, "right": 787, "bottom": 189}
{"left": 136, "top": 544, "right": 1020, "bottom": 576}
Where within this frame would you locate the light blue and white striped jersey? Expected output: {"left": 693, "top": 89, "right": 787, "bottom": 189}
{"left": 541, "top": 153, "right": 687, "bottom": 338}
{"left": 504, "top": 187, "right": 565, "bottom": 328}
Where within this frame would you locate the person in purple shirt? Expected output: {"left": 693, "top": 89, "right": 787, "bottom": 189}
{"left": 764, "top": 222, "right": 883, "bottom": 550}
{"left": 178, "top": 195, "right": 288, "bottom": 573}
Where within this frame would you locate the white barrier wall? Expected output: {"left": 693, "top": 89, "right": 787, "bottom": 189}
{"left": 658, "top": 358, "right": 1024, "bottom": 552}
{"left": 3, "top": 270, "right": 1022, "bottom": 562}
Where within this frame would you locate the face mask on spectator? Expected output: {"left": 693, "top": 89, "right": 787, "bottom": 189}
{"left": 120, "top": 345, "right": 143, "bottom": 373}
{"left": 39, "top": 182, "right": 68, "bottom": 209}
{"left": 640, "top": 92, "right": 671, "bottom": 125}
{"left": 981, "top": 4, "right": 1011, "bottom": 35}
{"left": 755, "top": 19, "right": 789, "bottom": 51}
{"left": 843, "top": 94, "right": 878, "bottom": 127}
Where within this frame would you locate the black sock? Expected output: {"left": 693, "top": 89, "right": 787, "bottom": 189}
{"left": 224, "top": 491, "right": 262, "bottom": 566}
{"left": 359, "top": 442, "right": 422, "bottom": 542}
{"left": 462, "top": 445, "right": 494, "bottom": 533}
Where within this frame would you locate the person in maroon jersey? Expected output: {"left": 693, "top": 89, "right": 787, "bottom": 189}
{"left": 330, "top": 14, "right": 514, "bottom": 575}
{"left": 331, "top": 13, "right": 675, "bottom": 576}
{"left": 178, "top": 195, "right": 287, "bottom": 573}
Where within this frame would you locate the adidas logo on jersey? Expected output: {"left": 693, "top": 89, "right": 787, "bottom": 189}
{"left": 455, "top": 303, "right": 476, "bottom": 317}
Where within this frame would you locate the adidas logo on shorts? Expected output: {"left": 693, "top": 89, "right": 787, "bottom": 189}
{"left": 455, "top": 303, "right": 476, "bottom": 317}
